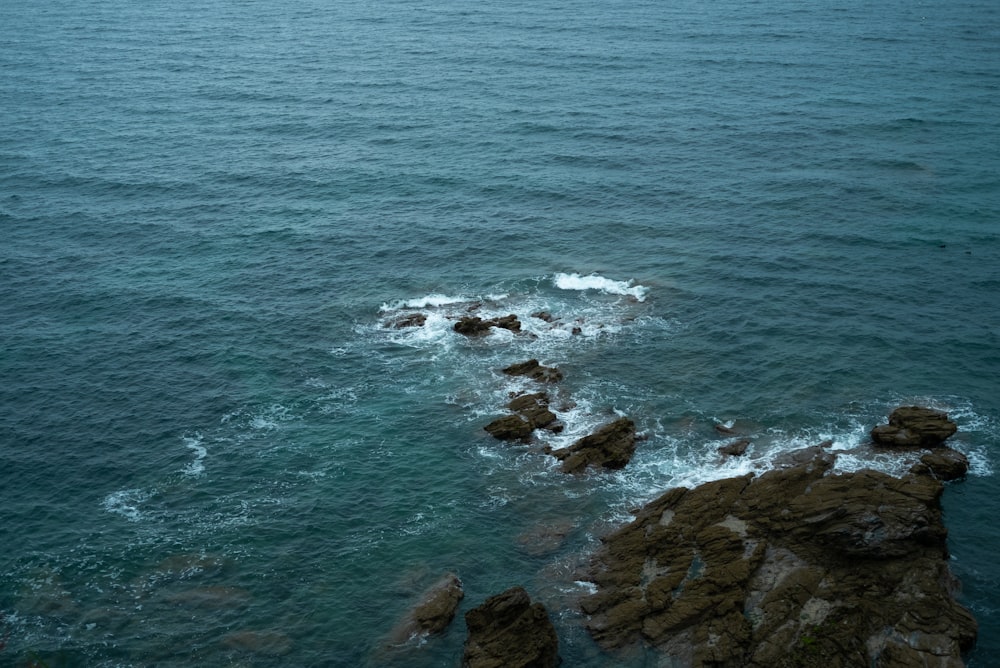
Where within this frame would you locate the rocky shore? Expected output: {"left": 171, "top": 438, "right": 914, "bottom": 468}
{"left": 379, "top": 306, "right": 976, "bottom": 666}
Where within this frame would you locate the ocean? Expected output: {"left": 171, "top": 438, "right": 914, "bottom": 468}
{"left": 1, "top": 0, "right": 998, "bottom": 665}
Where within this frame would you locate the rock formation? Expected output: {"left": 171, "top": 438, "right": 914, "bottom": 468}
{"left": 502, "top": 359, "right": 563, "bottom": 383}
{"left": 718, "top": 438, "right": 751, "bottom": 457}
{"left": 388, "top": 313, "right": 427, "bottom": 329}
{"left": 579, "top": 448, "right": 977, "bottom": 666}
{"left": 914, "top": 447, "right": 970, "bottom": 481}
{"left": 871, "top": 406, "right": 958, "bottom": 448}
{"left": 463, "top": 586, "right": 560, "bottom": 668}
{"left": 454, "top": 315, "right": 522, "bottom": 336}
{"left": 387, "top": 573, "right": 465, "bottom": 643}
{"left": 485, "top": 393, "right": 562, "bottom": 441}
{"left": 550, "top": 417, "right": 637, "bottom": 473}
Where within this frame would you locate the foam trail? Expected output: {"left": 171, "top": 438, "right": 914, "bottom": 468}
{"left": 182, "top": 435, "right": 207, "bottom": 476}
{"left": 380, "top": 294, "right": 473, "bottom": 311}
{"left": 554, "top": 273, "right": 649, "bottom": 302}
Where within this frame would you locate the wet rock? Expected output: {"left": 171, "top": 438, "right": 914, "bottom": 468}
{"left": 463, "top": 586, "right": 560, "bottom": 668}
{"left": 531, "top": 311, "right": 556, "bottom": 323}
{"left": 580, "top": 447, "right": 976, "bottom": 666}
{"left": 508, "top": 393, "right": 558, "bottom": 431}
{"left": 550, "top": 417, "right": 637, "bottom": 473}
{"left": 454, "top": 315, "right": 523, "bottom": 337}
{"left": 388, "top": 573, "right": 465, "bottom": 643}
{"left": 455, "top": 316, "right": 494, "bottom": 337}
{"left": 389, "top": 313, "right": 427, "bottom": 329}
{"left": 484, "top": 414, "right": 534, "bottom": 441}
{"left": 871, "top": 406, "right": 958, "bottom": 448}
{"left": 222, "top": 630, "right": 292, "bottom": 656}
{"left": 714, "top": 423, "right": 738, "bottom": 435}
{"left": 502, "top": 359, "right": 563, "bottom": 383}
{"left": 914, "top": 448, "right": 970, "bottom": 481}
{"left": 718, "top": 438, "right": 751, "bottom": 457}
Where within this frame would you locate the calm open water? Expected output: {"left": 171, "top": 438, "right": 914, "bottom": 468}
{"left": 2, "top": 0, "right": 999, "bottom": 665}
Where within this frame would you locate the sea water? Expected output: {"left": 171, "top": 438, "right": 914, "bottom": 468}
{"left": 1, "top": 0, "right": 998, "bottom": 665}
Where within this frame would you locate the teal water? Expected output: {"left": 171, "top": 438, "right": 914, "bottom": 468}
{"left": 2, "top": 0, "right": 999, "bottom": 665}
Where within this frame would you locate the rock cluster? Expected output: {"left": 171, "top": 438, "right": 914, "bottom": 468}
{"left": 463, "top": 587, "right": 560, "bottom": 668}
{"left": 502, "top": 359, "right": 563, "bottom": 383}
{"left": 454, "top": 315, "right": 522, "bottom": 336}
{"left": 580, "top": 446, "right": 977, "bottom": 666}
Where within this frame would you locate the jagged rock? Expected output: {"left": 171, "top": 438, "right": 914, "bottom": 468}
{"left": 502, "top": 359, "right": 563, "bottom": 383}
{"left": 914, "top": 448, "right": 970, "bottom": 481}
{"left": 550, "top": 417, "right": 637, "bottom": 473}
{"left": 463, "top": 586, "right": 560, "bottom": 668}
{"left": 485, "top": 415, "right": 534, "bottom": 441}
{"left": 455, "top": 316, "right": 494, "bottom": 336}
{"left": 580, "top": 448, "right": 976, "bottom": 666}
{"left": 871, "top": 406, "right": 958, "bottom": 448}
{"left": 454, "top": 315, "right": 523, "bottom": 337}
{"left": 389, "top": 313, "right": 427, "bottom": 329}
{"left": 387, "top": 573, "right": 465, "bottom": 643}
{"left": 718, "top": 438, "right": 751, "bottom": 457}
{"left": 508, "top": 393, "right": 558, "bottom": 430}
{"left": 531, "top": 311, "right": 556, "bottom": 323}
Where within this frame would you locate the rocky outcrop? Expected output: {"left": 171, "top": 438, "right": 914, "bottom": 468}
{"left": 580, "top": 448, "right": 977, "bottom": 667}
{"left": 463, "top": 587, "right": 560, "bottom": 668}
{"left": 388, "top": 313, "right": 427, "bottom": 329}
{"left": 502, "top": 359, "right": 563, "bottom": 383}
{"left": 718, "top": 438, "right": 751, "bottom": 457}
{"left": 913, "top": 447, "right": 970, "bottom": 481}
{"left": 455, "top": 315, "right": 522, "bottom": 337}
{"left": 871, "top": 406, "right": 958, "bottom": 448}
{"left": 485, "top": 393, "right": 562, "bottom": 441}
{"left": 549, "top": 417, "right": 637, "bottom": 473}
{"left": 388, "top": 573, "right": 465, "bottom": 643}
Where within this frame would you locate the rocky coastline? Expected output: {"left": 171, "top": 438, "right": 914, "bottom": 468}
{"left": 379, "top": 305, "right": 977, "bottom": 666}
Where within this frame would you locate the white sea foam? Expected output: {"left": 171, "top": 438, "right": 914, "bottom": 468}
{"left": 554, "top": 272, "right": 650, "bottom": 302}
{"left": 380, "top": 294, "right": 473, "bottom": 311}
{"left": 102, "top": 489, "right": 150, "bottom": 522}
{"left": 182, "top": 435, "right": 207, "bottom": 476}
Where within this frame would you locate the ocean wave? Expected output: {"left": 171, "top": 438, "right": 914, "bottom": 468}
{"left": 553, "top": 272, "right": 650, "bottom": 302}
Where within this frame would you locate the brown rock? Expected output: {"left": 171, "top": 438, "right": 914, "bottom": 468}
{"left": 531, "top": 311, "right": 556, "bottom": 323}
{"left": 388, "top": 573, "right": 465, "bottom": 643}
{"left": 455, "top": 316, "right": 493, "bottom": 337}
{"left": 915, "top": 447, "right": 970, "bottom": 481}
{"left": 718, "top": 438, "right": 751, "bottom": 457}
{"left": 484, "top": 415, "right": 533, "bottom": 441}
{"left": 871, "top": 406, "right": 958, "bottom": 448}
{"left": 389, "top": 313, "right": 427, "bottom": 329}
{"left": 550, "top": 417, "right": 637, "bottom": 473}
{"left": 502, "top": 359, "right": 563, "bottom": 383}
{"left": 508, "top": 393, "right": 558, "bottom": 430}
{"left": 463, "top": 587, "right": 559, "bottom": 668}
{"left": 581, "top": 447, "right": 976, "bottom": 666}
{"left": 491, "top": 314, "right": 522, "bottom": 333}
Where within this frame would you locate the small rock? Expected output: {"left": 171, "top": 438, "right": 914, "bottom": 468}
{"left": 718, "top": 438, "right": 750, "bottom": 457}
{"left": 387, "top": 573, "right": 465, "bottom": 643}
{"left": 455, "top": 316, "right": 493, "bottom": 337}
{"left": 531, "top": 311, "right": 556, "bottom": 323}
{"left": 871, "top": 406, "right": 957, "bottom": 448}
{"left": 491, "top": 314, "right": 522, "bottom": 333}
{"left": 508, "top": 393, "right": 558, "bottom": 430}
{"left": 389, "top": 313, "right": 427, "bottom": 329}
{"left": 502, "top": 359, "right": 563, "bottom": 383}
{"left": 463, "top": 587, "right": 560, "bottom": 668}
{"left": 915, "top": 448, "right": 970, "bottom": 481}
{"left": 551, "top": 417, "right": 637, "bottom": 473}
{"left": 485, "top": 415, "right": 534, "bottom": 441}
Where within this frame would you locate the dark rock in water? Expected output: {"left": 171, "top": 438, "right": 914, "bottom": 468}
{"left": 463, "top": 586, "right": 560, "bottom": 668}
{"left": 485, "top": 414, "right": 534, "bottom": 441}
{"left": 516, "top": 520, "right": 576, "bottom": 557}
{"left": 388, "top": 573, "right": 465, "bottom": 643}
{"left": 508, "top": 393, "right": 558, "bottom": 430}
{"left": 502, "top": 359, "right": 563, "bottom": 383}
{"left": 914, "top": 447, "right": 970, "bottom": 481}
{"left": 871, "top": 406, "right": 958, "bottom": 448}
{"left": 455, "top": 316, "right": 494, "bottom": 337}
{"left": 454, "top": 314, "right": 523, "bottom": 336}
{"left": 491, "top": 314, "right": 522, "bottom": 333}
{"left": 580, "top": 448, "right": 976, "bottom": 666}
{"left": 550, "top": 417, "right": 637, "bottom": 473}
{"left": 389, "top": 313, "right": 427, "bottom": 329}
{"left": 571, "top": 327, "right": 582, "bottom": 335}
{"left": 718, "top": 438, "right": 751, "bottom": 457}
{"left": 531, "top": 311, "right": 556, "bottom": 323}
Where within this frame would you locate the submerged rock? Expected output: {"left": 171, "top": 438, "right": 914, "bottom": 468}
{"left": 871, "top": 406, "right": 958, "bottom": 448}
{"left": 718, "top": 438, "right": 751, "bottom": 457}
{"left": 580, "top": 448, "right": 976, "bottom": 666}
{"left": 550, "top": 417, "right": 637, "bottom": 473}
{"left": 502, "top": 359, "right": 563, "bottom": 383}
{"left": 463, "top": 586, "right": 560, "bottom": 668}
